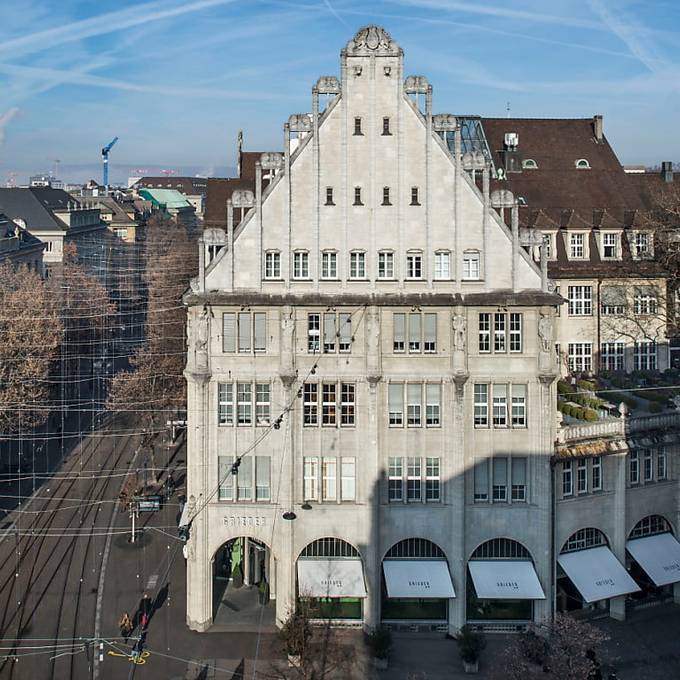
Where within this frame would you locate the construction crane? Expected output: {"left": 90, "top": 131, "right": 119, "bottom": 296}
{"left": 101, "top": 136, "right": 118, "bottom": 195}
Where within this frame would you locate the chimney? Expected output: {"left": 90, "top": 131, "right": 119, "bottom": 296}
{"left": 661, "top": 161, "right": 674, "bottom": 183}
{"left": 593, "top": 114, "right": 603, "bottom": 142}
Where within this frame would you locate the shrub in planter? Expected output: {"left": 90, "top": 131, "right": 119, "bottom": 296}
{"left": 280, "top": 607, "right": 312, "bottom": 662}
{"left": 458, "top": 625, "right": 485, "bottom": 669}
{"left": 584, "top": 409, "right": 599, "bottom": 422}
{"left": 367, "top": 626, "right": 392, "bottom": 660}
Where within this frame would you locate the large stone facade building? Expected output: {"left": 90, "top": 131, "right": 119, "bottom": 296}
{"left": 183, "top": 27, "right": 680, "bottom": 634}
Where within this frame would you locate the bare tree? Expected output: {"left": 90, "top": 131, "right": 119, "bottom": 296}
{"left": 0, "top": 263, "right": 62, "bottom": 435}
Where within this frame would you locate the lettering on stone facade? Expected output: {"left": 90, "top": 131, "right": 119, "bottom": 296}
{"left": 223, "top": 515, "right": 267, "bottom": 528}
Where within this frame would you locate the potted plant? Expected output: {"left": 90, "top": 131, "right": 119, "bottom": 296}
{"left": 457, "top": 625, "right": 485, "bottom": 673}
{"left": 366, "top": 626, "right": 392, "bottom": 669}
{"left": 280, "top": 607, "right": 312, "bottom": 667}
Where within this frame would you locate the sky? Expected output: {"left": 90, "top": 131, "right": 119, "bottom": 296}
{"left": 0, "top": 0, "right": 679, "bottom": 184}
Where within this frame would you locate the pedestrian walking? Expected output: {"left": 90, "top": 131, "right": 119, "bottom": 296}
{"left": 118, "top": 612, "right": 132, "bottom": 642}
{"left": 139, "top": 592, "right": 152, "bottom": 629}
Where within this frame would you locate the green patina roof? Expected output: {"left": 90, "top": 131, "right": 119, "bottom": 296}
{"left": 138, "top": 188, "right": 191, "bottom": 209}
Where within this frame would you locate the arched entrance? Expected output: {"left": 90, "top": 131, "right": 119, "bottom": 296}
{"left": 296, "top": 537, "right": 366, "bottom": 621}
{"left": 212, "top": 537, "right": 275, "bottom": 628}
{"left": 626, "top": 515, "right": 680, "bottom": 605}
{"left": 466, "top": 538, "right": 544, "bottom": 624}
{"left": 381, "top": 538, "right": 455, "bottom": 622}
{"left": 556, "top": 528, "right": 638, "bottom": 616}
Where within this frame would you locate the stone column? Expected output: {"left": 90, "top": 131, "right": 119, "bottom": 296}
{"left": 609, "top": 448, "right": 628, "bottom": 621}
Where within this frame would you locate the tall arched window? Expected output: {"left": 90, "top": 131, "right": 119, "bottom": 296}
{"left": 561, "top": 528, "right": 607, "bottom": 553}
{"left": 470, "top": 538, "right": 530, "bottom": 560}
{"left": 299, "top": 537, "right": 359, "bottom": 558}
{"left": 386, "top": 538, "right": 444, "bottom": 558}
{"left": 629, "top": 515, "right": 671, "bottom": 539}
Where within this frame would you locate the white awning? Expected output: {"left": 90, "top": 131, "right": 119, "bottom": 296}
{"left": 383, "top": 560, "right": 456, "bottom": 598}
{"left": 178, "top": 503, "right": 190, "bottom": 528}
{"left": 468, "top": 560, "right": 545, "bottom": 600}
{"left": 297, "top": 559, "right": 366, "bottom": 598}
{"left": 558, "top": 546, "right": 640, "bottom": 603}
{"left": 627, "top": 533, "right": 680, "bottom": 586}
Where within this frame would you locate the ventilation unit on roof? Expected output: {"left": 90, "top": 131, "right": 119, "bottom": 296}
{"left": 504, "top": 132, "right": 519, "bottom": 149}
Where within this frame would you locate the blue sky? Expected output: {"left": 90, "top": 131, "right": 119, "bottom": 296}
{"left": 0, "top": 0, "right": 679, "bottom": 183}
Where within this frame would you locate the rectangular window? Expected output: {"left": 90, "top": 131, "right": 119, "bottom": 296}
{"left": 634, "top": 232, "right": 650, "bottom": 258}
{"left": 304, "top": 457, "right": 319, "bottom": 501}
{"left": 393, "top": 313, "right": 405, "bottom": 352}
{"left": 293, "top": 251, "right": 309, "bottom": 278}
{"left": 424, "top": 313, "right": 437, "bottom": 352}
{"left": 463, "top": 252, "right": 480, "bottom": 280}
{"left": 577, "top": 459, "right": 587, "bottom": 494}
{"left": 237, "top": 456, "right": 252, "bottom": 501}
{"left": 218, "top": 456, "right": 233, "bottom": 500}
{"left": 349, "top": 251, "right": 366, "bottom": 278}
{"left": 353, "top": 117, "right": 362, "bottom": 135}
{"left": 378, "top": 251, "right": 394, "bottom": 279}
{"left": 237, "top": 382, "right": 252, "bottom": 425}
{"left": 643, "top": 449, "right": 653, "bottom": 482}
{"left": 307, "top": 313, "right": 320, "bottom": 353}
{"left": 406, "top": 253, "right": 422, "bottom": 279}
{"left": 322, "top": 383, "right": 337, "bottom": 426}
{"left": 255, "top": 456, "right": 271, "bottom": 501}
{"left": 407, "top": 457, "right": 422, "bottom": 502}
{"left": 478, "top": 313, "right": 491, "bottom": 353}
{"left": 341, "top": 457, "right": 356, "bottom": 501}
{"left": 254, "top": 313, "right": 266, "bottom": 352}
{"left": 323, "top": 313, "right": 336, "bottom": 353}
{"left": 353, "top": 186, "right": 363, "bottom": 205}
{"left": 426, "top": 457, "right": 440, "bottom": 502}
{"left": 511, "top": 457, "right": 527, "bottom": 502}
{"left": 382, "top": 186, "right": 391, "bottom": 206}
{"left": 321, "top": 251, "right": 337, "bottom": 279}
{"left": 425, "top": 384, "right": 441, "bottom": 426}
{"left": 591, "top": 456, "right": 602, "bottom": 491}
{"left": 223, "top": 312, "right": 236, "bottom": 352}
{"left": 409, "top": 313, "right": 421, "bottom": 352}
{"left": 238, "top": 312, "right": 251, "bottom": 352}
{"left": 325, "top": 187, "right": 334, "bottom": 206}
{"left": 568, "top": 286, "right": 592, "bottom": 315}
{"left": 340, "top": 383, "right": 355, "bottom": 426}
{"left": 388, "top": 457, "right": 403, "bottom": 502}
{"left": 218, "top": 383, "right": 233, "bottom": 425}
{"left": 494, "top": 313, "right": 506, "bottom": 352}
{"left": 510, "top": 313, "right": 522, "bottom": 352}
{"left": 434, "top": 251, "right": 450, "bottom": 280}
{"left": 382, "top": 116, "right": 391, "bottom": 135}
{"left": 255, "top": 383, "right": 270, "bottom": 425}
{"left": 492, "top": 384, "right": 508, "bottom": 427}
{"left": 629, "top": 451, "right": 639, "bottom": 485}
{"left": 474, "top": 459, "right": 489, "bottom": 502}
{"left": 410, "top": 187, "right": 420, "bottom": 205}
{"left": 265, "top": 251, "right": 281, "bottom": 278}
{"left": 562, "top": 461, "right": 573, "bottom": 496}
{"left": 407, "top": 383, "right": 422, "bottom": 427}
{"left": 570, "top": 232, "right": 585, "bottom": 258}
{"left": 657, "top": 448, "right": 667, "bottom": 480}
{"left": 339, "top": 313, "right": 352, "bottom": 352}
{"left": 474, "top": 384, "right": 488, "bottom": 427}
{"left": 634, "top": 341, "right": 657, "bottom": 370}
{"left": 388, "top": 383, "right": 404, "bottom": 426}
{"left": 322, "top": 458, "right": 337, "bottom": 501}
{"left": 634, "top": 290, "right": 658, "bottom": 315}
{"left": 492, "top": 458, "right": 507, "bottom": 502}
{"left": 602, "top": 232, "right": 618, "bottom": 258}
{"left": 303, "top": 383, "right": 318, "bottom": 426}
{"left": 600, "top": 342, "right": 625, "bottom": 371}
{"left": 511, "top": 384, "right": 527, "bottom": 427}
{"left": 568, "top": 343, "right": 592, "bottom": 373}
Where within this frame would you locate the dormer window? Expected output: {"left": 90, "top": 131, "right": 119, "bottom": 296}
{"left": 575, "top": 159, "right": 591, "bottom": 169}
{"left": 569, "top": 232, "right": 585, "bottom": 259}
{"left": 522, "top": 159, "right": 538, "bottom": 170}
{"left": 602, "top": 232, "right": 619, "bottom": 259}
{"left": 633, "top": 231, "right": 653, "bottom": 259}
{"left": 353, "top": 117, "right": 363, "bottom": 136}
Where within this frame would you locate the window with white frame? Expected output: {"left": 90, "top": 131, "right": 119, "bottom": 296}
{"left": 340, "top": 383, "right": 355, "bottom": 425}
{"left": 255, "top": 383, "right": 271, "bottom": 425}
{"left": 629, "top": 450, "right": 639, "bottom": 485}
{"left": 591, "top": 456, "right": 602, "bottom": 491}
{"left": 494, "top": 313, "right": 506, "bottom": 352}
{"left": 406, "top": 252, "right": 423, "bottom": 279}
{"left": 434, "top": 251, "right": 451, "bottom": 280}
{"left": 511, "top": 384, "right": 527, "bottom": 427}
{"left": 303, "top": 383, "right": 318, "bottom": 425}
{"left": 304, "top": 457, "right": 319, "bottom": 500}
{"left": 392, "top": 312, "right": 437, "bottom": 353}
{"left": 628, "top": 447, "right": 667, "bottom": 486}
{"left": 577, "top": 459, "right": 587, "bottom": 494}
{"left": 321, "top": 251, "right": 337, "bottom": 279}
{"left": 378, "top": 251, "right": 394, "bottom": 279}
{"left": 462, "top": 251, "right": 480, "bottom": 280}
{"left": 657, "top": 448, "right": 668, "bottom": 480}
{"left": 388, "top": 383, "right": 441, "bottom": 428}
{"left": 293, "top": 250, "right": 309, "bottom": 278}
{"left": 567, "top": 286, "right": 592, "bottom": 315}
{"left": 492, "top": 458, "right": 507, "bottom": 502}
{"left": 341, "top": 457, "right": 356, "bottom": 500}
{"left": 511, "top": 457, "right": 527, "bottom": 501}
{"left": 425, "top": 384, "right": 441, "bottom": 426}
{"left": 478, "top": 312, "right": 522, "bottom": 353}
{"left": 218, "top": 383, "right": 233, "bottom": 425}
{"left": 322, "top": 383, "right": 337, "bottom": 425}
{"left": 492, "top": 384, "right": 508, "bottom": 427}
{"left": 407, "top": 383, "right": 422, "bottom": 426}
{"left": 602, "top": 232, "right": 619, "bottom": 259}
{"left": 308, "top": 312, "right": 352, "bottom": 354}
{"left": 634, "top": 341, "right": 657, "bottom": 370}
{"left": 562, "top": 461, "right": 573, "bottom": 496}
{"left": 388, "top": 383, "right": 404, "bottom": 426}
{"left": 643, "top": 448, "right": 653, "bottom": 482}
{"left": 303, "top": 382, "right": 355, "bottom": 427}
{"left": 237, "top": 382, "right": 252, "bottom": 424}
{"left": 473, "top": 459, "right": 489, "bottom": 501}
{"left": 222, "top": 311, "right": 267, "bottom": 353}
{"left": 568, "top": 343, "right": 592, "bottom": 373}
{"left": 510, "top": 313, "right": 522, "bottom": 352}
{"left": 633, "top": 288, "right": 658, "bottom": 315}
{"left": 218, "top": 455, "right": 271, "bottom": 502}
{"left": 349, "top": 251, "right": 366, "bottom": 279}
{"left": 307, "top": 313, "right": 320, "bottom": 352}
{"left": 478, "top": 313, "right": 491, "bottom": 352}
{"left": 322, "top": 459, "right": 337, "bottom": 500}
{"left": 388, "top": 456, "right": 440, "bottom": 503}
{"left": 600, "top": 342, "right": 625, "bottom": 371}
{"left": 633, "top": 232, "right": 652, "bottom": 258}
{"left": 264, "top": 250, "right": 281, "bottom": 278}
{"left": 474, "top": 384, "right": 488, "bottom": 426}
{"left": 569, "top": 233, "right": 585, "bottom": 259}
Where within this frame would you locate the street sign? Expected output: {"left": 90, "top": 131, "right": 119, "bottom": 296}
{"left": 137, "top": 496, "right": 161, "bottom": 512}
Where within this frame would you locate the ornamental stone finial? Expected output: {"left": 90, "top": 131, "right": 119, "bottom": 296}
{"left": 345, "top": 25, "right": 402, "bottom": 56}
